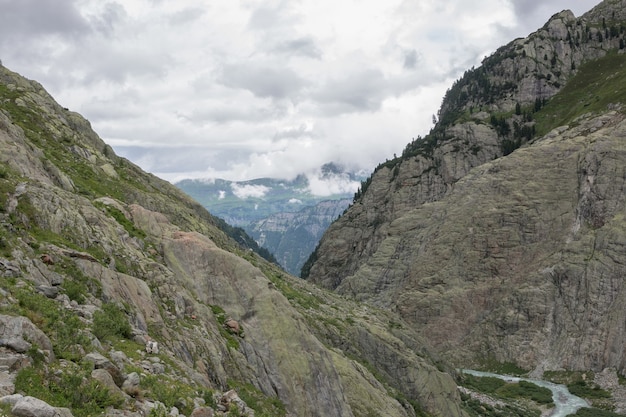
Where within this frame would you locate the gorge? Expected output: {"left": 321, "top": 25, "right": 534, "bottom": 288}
{"left": 1, "top": 0, "right": 626, "bottom": 416}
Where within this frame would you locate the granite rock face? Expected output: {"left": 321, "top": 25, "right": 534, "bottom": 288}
{"left": 306, "top": 0, "right": 626, "bottom": 375}
{"left": 314, "top": 112, "right": 626, "bottom": 371}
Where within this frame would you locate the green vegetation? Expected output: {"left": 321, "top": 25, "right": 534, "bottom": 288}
{"left": 567, "top": 379, "right": 612, "bottom": 400}
{"left": 141, "top": 374, "right": 197, "bottom": 415}
{"left": 478, "top": 359, "right": 529, "bottom": 376}
{"left": 228, "top": 381, "right": 286, "bottom": 417}
{"left": 459, "top": 374, "right": 553, "bottom": 416}
{"left": 92, "top": 302, "right": 133, "bottom": 342}
{"left": 534, "top": 51, "right": 626, "bottom": 135}
{"left": 210, "top": 304, "right": 241, "bottom": 350}
{"left": 541, "top": 370, "right": 615, "bottom": 411}
{"left": 94, "top": 201, "right": 146, "bottom": 239}
{"left": 569, "top": 408, "right": 624, "bottom": 417}
{"left": 7, "top": 286, "right": 91, "bottom": 360}
{"left": 14, "top": 362, "right": 124, "bottom": 417}
{"left": 266, "top": 271, "right": 321, "bottom": 310}
{"left": 543, "top": 370, "right": 611, "bottom": 399}
{"left": 460, "top": 392, "right": 541, "bottom": 417}
{"left": 497, "top": 381, "right": 553, "bottom": 404}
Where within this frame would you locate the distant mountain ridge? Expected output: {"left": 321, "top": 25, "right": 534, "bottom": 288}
{"left": 176, "top": 165, "right": 364, "bottom": 274}
{"left": 175, "top": 163, "right": 362, "bottom": 226}
{"left": 248, "top": 198, "right": 352, "bottom": 275}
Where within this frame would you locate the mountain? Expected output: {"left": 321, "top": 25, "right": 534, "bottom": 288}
{"left": 247, "top": 198, "right": 351, "bottom": 276}
{"left": 175, "top": 164, "right": 361, "bottom": 227}
{"left": 305, "top": 1, "right": 626, "bottom": 403}
{"left": 0, "top": 64, "right": 467, "bottom": 416}
{"left": 176, "top": 167, "right": 362, "bottom": 275}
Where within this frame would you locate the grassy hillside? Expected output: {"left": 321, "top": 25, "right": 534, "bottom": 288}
{"left": 535, "top": 51, "right": 626, "bottom": 135}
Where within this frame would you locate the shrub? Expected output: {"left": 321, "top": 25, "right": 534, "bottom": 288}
{"left": 567, "top": 380, "right": 611, "bottom": 399}
{"left": 92, "top": 302, "right": 132, "bottom": 341}
{"left": 15, "top": 365, "right": 124, "bottom": 417}
{"left": 497, "top": 380, "right": 553, "bottom": 404}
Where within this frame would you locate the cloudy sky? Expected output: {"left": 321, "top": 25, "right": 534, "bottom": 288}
{"left": 0, "top": 0, "right": 600, "bottom": 189}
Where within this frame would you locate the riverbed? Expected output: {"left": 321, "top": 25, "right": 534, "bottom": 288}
{"left": 462, "top": 369, "right": 589, "bottom": 417}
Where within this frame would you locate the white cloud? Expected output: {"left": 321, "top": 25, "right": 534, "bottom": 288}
{"left": 218, "top": 190, "right": 226, "bottom": 200}
{"left": 306, "top": 170, "right": 360, "bottom": 197}
{"left": 0, "top": 0, "right": 600, "bottom": 183}
{"left": 231, "top": 184, "right": 270, "bottom": 199}
{"left": 289, "top": 198, "right": 303, "bottom": 204}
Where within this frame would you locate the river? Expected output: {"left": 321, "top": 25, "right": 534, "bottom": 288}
{"left": 462, "top": 370, "right": 590, "bottom": 417}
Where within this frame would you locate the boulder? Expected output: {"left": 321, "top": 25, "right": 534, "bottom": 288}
{"left": 121, "top": 372, "right": 140, "bottom": 396}
{"left": 12, "top": 396, "right": 57, "bottom": 417}
{"left": 35, "top": 285, "right": 59, "bottom": 299}
{"left": 84, "top": 353, "right": 125, "bottom": 387}
{"left": 91, "top": 369, "right": 127, "bottom": 401}
{"left": 224, "top": 319, "right": 240, "bottom": 334}
{"left": 190, "top": 407, "right": 214, "bottom": 417}
{"left": 0, "top": 393, "right": 23, "bottom": 406}
{"left": 0, "top": 315, "right": 54, "bottom": 362}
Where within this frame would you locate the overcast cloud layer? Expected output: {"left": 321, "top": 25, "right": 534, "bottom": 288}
{"left": 0, "top": 0, "right": 599, "bottom": 187}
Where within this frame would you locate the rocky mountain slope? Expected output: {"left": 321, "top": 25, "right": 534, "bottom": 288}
{"left": 247, "top": 198, "right": 351, "bottom": 276}
{"left": 306, "top": 0, "right": 626, "bottom": 385}
{"left": 176, "top": 169, "right": 359, "bottom": 275}
{"left": 0, "top": 63, "right": 470, "bottom": 416}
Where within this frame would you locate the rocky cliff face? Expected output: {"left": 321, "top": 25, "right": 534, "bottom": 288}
{"left": 306, "top": 0, "right": 626, "bottom": 376}
{"left": 248, "top": 198, "right": 351, "bottom": 276}
{"left": 0, "top": 65, "right": 467, "bottom": 416}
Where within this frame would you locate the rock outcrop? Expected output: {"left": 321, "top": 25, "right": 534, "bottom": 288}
{"left": 306, "top": 0, "right": 626, "bottom": 378}
{"left": 248, "top": 198, "right": 351, "bottom": 276}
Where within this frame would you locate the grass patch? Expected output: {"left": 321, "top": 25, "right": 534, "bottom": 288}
{"left": 94, "top": 201, "right": 146, "bottom": 239}
{"left": 92, "top": 302, "right": 132, "bottom": 342}
{"left": 141, "top": 374, "right": 197, "bottom": 415}
{"left": 496, "top": 380, "right": 553, "bottom": 404}
{"left": 266, "top": 272, "right": 321, "bottom": 310}
{"left": 228, "top": 381, "right": 287, "bottom": 417}
{"left": 460, "top": 392, "right": 542, "bottom": 417}
{"left": 478, "top": 359, "right": 528, "bottom": 376}
{"left": 460, "top": 374, "right": 553, "bottom": 406}
{"left": 210, "top": 304, "right": 241, "bottom": 350}
{"left": 14, "top": 363, "right": 124, "bottom": 417}
{"left": 534, "top": 51, "right": 626, "bottom": 135}
{"left": 567, "top": 379, "right": 612, "bottom": 399}
{"left": 569, "top": 408, "right": 624, "bottom": 417}
{"left": 7, "top": 287, "right": 90, "bottom": 360}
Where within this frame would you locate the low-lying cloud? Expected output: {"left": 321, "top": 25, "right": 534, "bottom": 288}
{"left": 231, "top": 183, "right": 270, "bottom": 199}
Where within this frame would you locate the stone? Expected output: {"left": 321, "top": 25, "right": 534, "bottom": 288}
{"left": 54, "top": 408, "right": 74, "bottom": 417}
{"left": 84, "top": 353, "right": 125, "bottom": 387}
{"left": 0, "top": 371, "right": 15, "bottom": 396}
{"left": 91, "top": 369, "right": 127, "bottom": 400}
{"left": 12, "top": 396, "right": 57, "bottom": 417}
{"left": 0, "top": 315, "right": 54, "bottom": 362}
{"left": 145, "top": 341, "right": 159, "bottom": 354}
{"left": 190, "top": 407, "right": 214, "bottom": 417}
{"left": 0, "top": 393, "right": 23, "bottom": 406}
{"left": 224, "top": 319, "right": 240, "bottom": 334}
{"left": 121, "top": 372, "right": 140, "bottom": 396}
{"left": 1, "top": 337, "right": 31, "bottom": 353}
{"left": 35, "top": 285, "right": 59, "bottom": 299}
{"left": 150, "top": 363, "right": 165, "bottom": 375}
{"left": 109, "top": 350, "right": 128, "bottom": 369}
